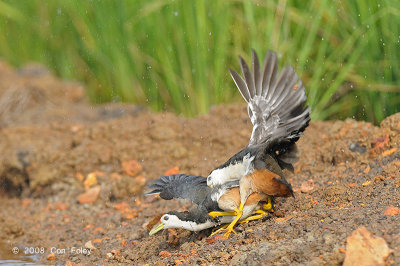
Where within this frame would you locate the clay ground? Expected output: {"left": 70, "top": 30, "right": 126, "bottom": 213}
{"left": 0, "top": 61, "right": 399, "bottom": 265}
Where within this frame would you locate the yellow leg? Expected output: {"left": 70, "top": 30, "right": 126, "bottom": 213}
{"left": 263, "top": 197, "right": 273, "bottom": 211}
{"left": 238, "top": 210, "right": 268, "bottom": 224}
{"left": 220, "top": 202, "right": 245, "bottom": 237}
{"left": 208, "top": 211, "right": 236, "bottom": 219}
{"left": 210, "top": 224, "right": 229, "bottom": 237}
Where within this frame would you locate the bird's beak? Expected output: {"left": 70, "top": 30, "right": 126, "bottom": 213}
{"left": 149, "top": 221, "right": 164, "bottom": 236}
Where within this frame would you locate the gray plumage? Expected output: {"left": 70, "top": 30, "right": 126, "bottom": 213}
{"left": 146, "top": 174, "right": 238, "bottom": 212}
{"left": 229, "top": 50, "right": 310, "bottom": 154}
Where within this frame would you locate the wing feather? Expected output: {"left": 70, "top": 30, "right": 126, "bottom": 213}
{"left": 239, "top": 56, "right": 256, "bottom": 98}
{"left": 261, "top": 51, "right": 278, "bottom": 98}
{"left": 146, "top": 174, "right": 210, "bottom": 206}
{"left": 229, "top": 69, "right": 250, "bottom": 102}
{"left": 229, "top": 50, "right": 310, "bottom": 163}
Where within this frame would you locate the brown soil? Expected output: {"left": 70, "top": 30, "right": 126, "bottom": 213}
{"left": 0, "top": 61, "right": 399, "bottom": 265}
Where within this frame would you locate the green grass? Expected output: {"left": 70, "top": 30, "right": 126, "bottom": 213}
{"left": 0, "top": 0, "right": 399, "bottom": 123}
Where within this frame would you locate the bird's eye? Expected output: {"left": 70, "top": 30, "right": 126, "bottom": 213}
{"left": 163, "top": 216, "right": 169, "bottom": 221}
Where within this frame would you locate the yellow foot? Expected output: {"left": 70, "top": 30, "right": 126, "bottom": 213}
{"left": 210, "top": 224, "right": 230, "bottom": 237}
{"left": 238, "top": 210, "right": 268, "bottom": 224}
{"left": 223, "top": 224, "right": 237, "bottom": 237}
{"left": 208, "top": 211, "right": 236, "bottom": 219}
{"left": 211, "top": 202, "right": 245, "bottom": 238}
{"left": 263, "top": 197, "right": 273, "bottom": 211}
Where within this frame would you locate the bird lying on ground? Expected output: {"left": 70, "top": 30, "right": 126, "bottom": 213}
{"left": 146, "top": 173, "right": 293, "bottom": 235}
{"left": 206, "top": 50, "right": 310, "bottom": 236}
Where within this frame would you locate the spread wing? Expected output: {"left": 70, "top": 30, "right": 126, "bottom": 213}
{"left": 146, "top": 174, "right": 211, "bottom": 206}
{"left": 229, "top": 50, "right": 310, "bottom": 149}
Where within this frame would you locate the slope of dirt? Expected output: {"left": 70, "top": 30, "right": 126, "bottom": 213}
{"left": 0, "top": 61, "right": 399, "bottom": 265}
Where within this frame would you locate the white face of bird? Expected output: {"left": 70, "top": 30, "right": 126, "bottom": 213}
{"left": 149, "top": 214, "right": 180, "bottom": 235}
{"left": 149, "top": 213, "right": 216, "bottom": 234}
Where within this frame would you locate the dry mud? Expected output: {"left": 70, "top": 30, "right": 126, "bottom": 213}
{"left": 0, "top": 61, "right": 399, "bottom": 265}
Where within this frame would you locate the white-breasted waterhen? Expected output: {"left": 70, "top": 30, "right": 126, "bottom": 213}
{"left": 146, "top": 174, "right": 290, "bottom": 235}
{"left": 207, "top": 50, "right": 310, "bottom": 236}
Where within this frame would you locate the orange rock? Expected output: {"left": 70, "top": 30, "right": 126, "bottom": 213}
{"left": 206, "top": 235, "right": 227, "bottom": 244}
{"left": 84, "top": 172, "right": 98, "bottom": 190}
{"left": 300, "top": 179, "right": 314, "bottom": 193}
{"left": 21, "top": 199, "right": 32, "bottom": 207}
{"left": 168, "top": 229, "right": 179, "bottom": 245}
{"left": 362, "top": 180, "right": 372, "bottom": 187}
{"left": 65, "top": 260, "right": 84, "bottom": 266}
{"left": 343, "top": 226, "right": 392, "bottom": 266}
{"left": 363, "top": 165, "right": 371, "bottom": 174}
{"left": 111, "top": 249, "right": 120, "bottom": 255}
{"left": 114, "top": 202, "right": 129, "bottom": 211}
{"left": 55, "top": 202, "right": 69, "bottom": 210}
{"left": 381, "top": 147, "right": 397, "bottom": 157}
{"left": 71, "top": 124, "right": 84, "bottom": 132}
{"left": 47, "top": 253, "right": 56, "bottom": 260}
{"left": 383, "top": 206, "right": 400, "bottom": 216}
{"left": 133, "top": 175, "right": 147, "bottom": 187}
{"left": 159, "top": 250, "right": 172, "bottom": 258}
{"left": 123, "top": 209, "right": 138, "bottom": 219}
{"left": 93, "top": 227, "right": 104, "bottom": 234}
{"left": 275, "top": 215, "right": 292, "bottom": 223}
{"left": 78, "top": 185, "right": 101, "bottom": 204}
{"left": 122, "top": 160, "right": 142, "bottom": 177}
{"left": 370, "top": 134, "right": 390, "bottom": 156}
{"left": 75, "top": 172, "right": 85, "bottom": 182}
{"left": 164, "top": 166, "right": 179, "bottom": 176}
{"left": 110, "top": 172, "right": 122, "bottom": 179}
{"left": 121, "top": 240, "right": 127, "bottom": 247}
{"left": 84, "top": 224, "right": 94, "bottom": 230}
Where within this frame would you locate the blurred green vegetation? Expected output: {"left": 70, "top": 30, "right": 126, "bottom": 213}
{"left": 0, "top": 0, "right": 399, "bottom": 123}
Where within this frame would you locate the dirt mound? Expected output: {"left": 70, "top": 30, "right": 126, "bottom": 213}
{"left": 0, "top": 61, "right": 399, "bottom": 265}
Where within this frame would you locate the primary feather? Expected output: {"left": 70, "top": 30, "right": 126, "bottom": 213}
{"left": 229, "top": 50, "right": 310, "bottom": 151}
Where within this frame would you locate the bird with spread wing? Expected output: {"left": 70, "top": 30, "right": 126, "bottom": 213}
{"left": 206, "top": 50, "right": 310, "bottom": 237}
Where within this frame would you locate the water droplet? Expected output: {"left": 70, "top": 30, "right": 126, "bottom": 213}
{"left": 174, "top": 11, "right": 178, "bottom": 16}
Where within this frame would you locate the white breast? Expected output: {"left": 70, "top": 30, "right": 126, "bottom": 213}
{"left": 208, "top": 153, "right": 255, "bottom": 187}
